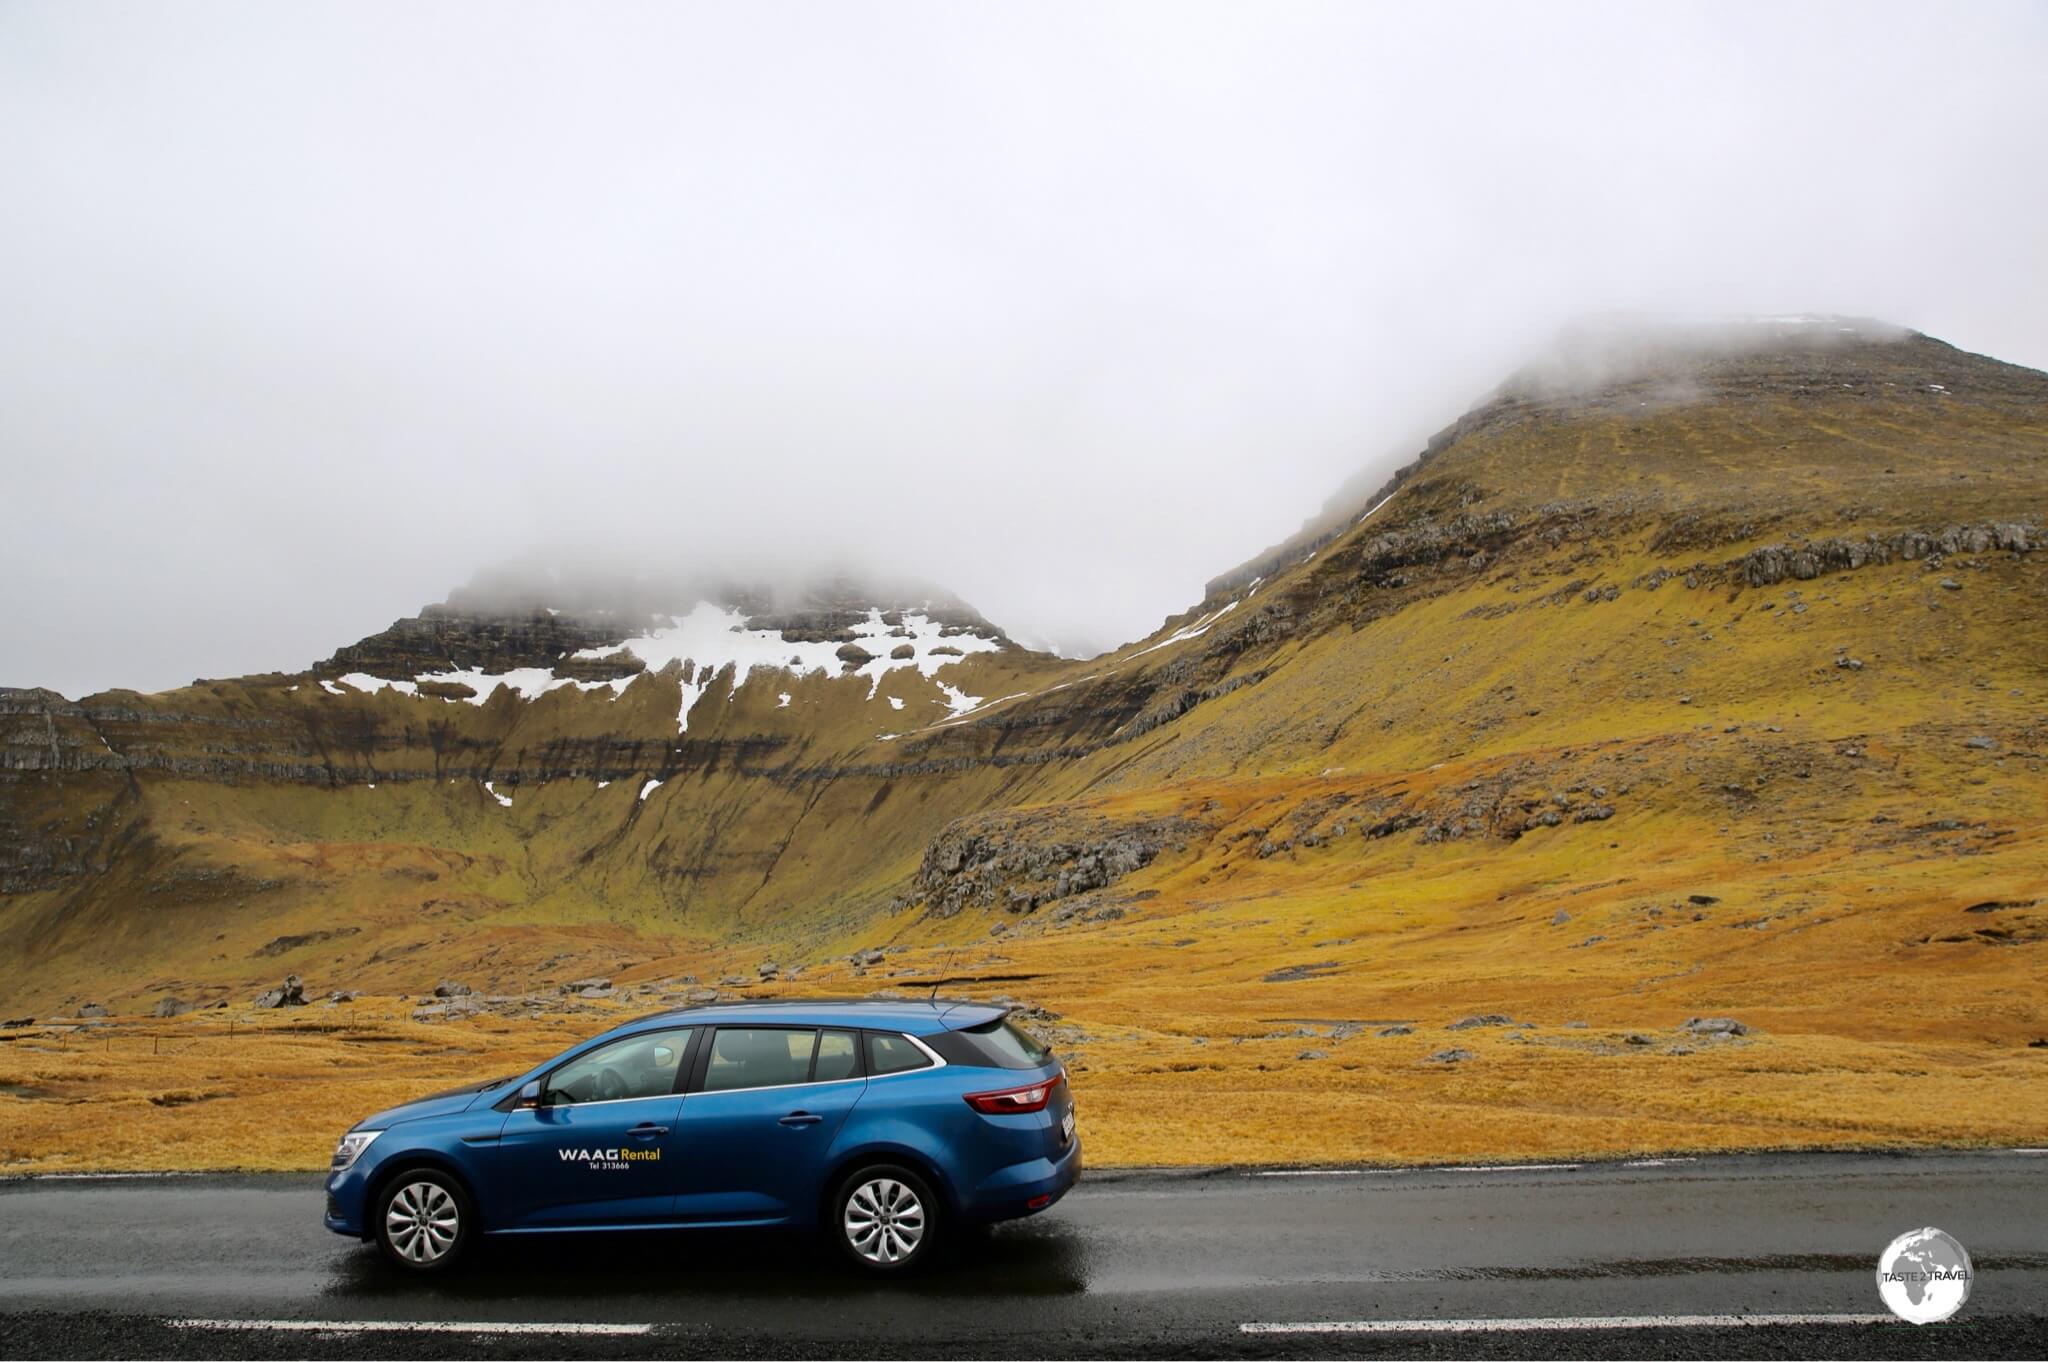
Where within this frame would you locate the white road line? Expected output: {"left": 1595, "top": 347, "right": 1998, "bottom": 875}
{"left": 1436, "top": 1163, "right": 1582, "bottom": 1173}
{"left": 1241, "top": 1314, "right": 1898, "bottom": 1335}
{"left": 2002, "top": 1148, "right": 2048, "bottom": 1155}
{"left": 1623, "top": 1157, "right": 1699, "bottom": 1167}
{"left": 169, "top": 1319, "right": 652, "bottom": 1336}
{"left": 21, "top": 1172, "right": 206, "bottom": 1181}
{"left": 1248, "top": 1162, "right": 1582, "bottom": 1178}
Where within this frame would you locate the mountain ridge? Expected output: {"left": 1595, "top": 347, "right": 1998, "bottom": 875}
{"left": 3, "top": 317, "right": 2044, "bottom": 1171}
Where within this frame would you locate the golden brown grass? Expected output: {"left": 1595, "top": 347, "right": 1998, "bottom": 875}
{"left": 5, "top": 776, "right": 2043, "bottom": 1177}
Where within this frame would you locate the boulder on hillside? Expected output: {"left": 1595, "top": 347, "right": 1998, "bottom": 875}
{"left": 835, "top": 643, "right": 874, "bottom": 668}
{"left": 153, "top": 997, "right": 192, "bottom": 1018}
{"left": 889, "top": 643, "right": 915, "bottom": 660}
{"left": 560, "top": 977, "right": 612, "bottom": 994}
{"left": 434, "top": 980, "right": 472, "bottom": 998}
{"left": 78, "top": 1003, "right": 107, "bottom": 1018}
{"left": 1681, "top": 1016, "right": 1749, "bottom": 1037}
{"left": 253, "top": 975, "right": 308, "bottom": 1008}
{"left": 1446, "top": 1014, "right": 1513, "bottom": 1030}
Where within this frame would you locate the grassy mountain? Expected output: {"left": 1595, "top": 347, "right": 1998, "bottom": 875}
{"left": 3, "top": 317, "right": 2044, "bottom": 1170}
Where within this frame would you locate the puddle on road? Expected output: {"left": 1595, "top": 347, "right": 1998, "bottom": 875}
{"left": 318, "top": 1222, "right": 1092, "bottom": 1306}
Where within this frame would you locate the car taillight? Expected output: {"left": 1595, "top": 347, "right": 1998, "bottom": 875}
{"left": 963, "top": 1070, "right": 1064, "bottom": 1115}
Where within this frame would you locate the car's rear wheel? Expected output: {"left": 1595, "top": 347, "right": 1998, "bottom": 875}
{"left": 374, "top": 1170, "right": 472, "bottom": 1272}
{"left": 833, "top": 1164, "right": 940, "bottom": 1272}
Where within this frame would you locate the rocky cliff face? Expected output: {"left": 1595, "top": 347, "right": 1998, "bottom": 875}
{"left": 915, "top": 807, "right": 1205, "bottom": 918}
{"left": 320, "top": 606, "right": 640, "bottom": 681}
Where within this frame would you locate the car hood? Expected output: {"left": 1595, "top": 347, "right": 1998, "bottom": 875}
{"left": 353, "top": 1079, "right": 510, "bottom": 1130}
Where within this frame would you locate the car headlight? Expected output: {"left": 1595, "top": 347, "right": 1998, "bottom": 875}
{"left": 331, "top": 1130, "right": 382, "bottom": 1172}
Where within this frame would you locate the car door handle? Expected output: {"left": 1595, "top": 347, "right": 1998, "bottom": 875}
{"left": 778, "top": 1111, "right": 824, "bottom": 1127}
{"left": 627, "top": 1123, "right": 670, "bottom": 1138}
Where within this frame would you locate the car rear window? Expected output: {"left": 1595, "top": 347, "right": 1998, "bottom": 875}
{"left": 978, "top": 1017, "right": 1052, "bottom": 1066}
{"left": 931, "top": 1016, "right": 1054, "bottom": 1069}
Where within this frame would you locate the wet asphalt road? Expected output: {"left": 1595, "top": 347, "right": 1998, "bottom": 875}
{"left": 2, "top": 1151, "right": 2045, "bottom": 1358}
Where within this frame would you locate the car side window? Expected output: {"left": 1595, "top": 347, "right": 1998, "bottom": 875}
{"left": 866, "top": 1031, "right": 933, "bottom": 1076}
{"left": 814, "top": 1029, "right": 860, "bottom": 1081}
{"left": 701, "top": 1027, "right": 818, "bottom": 1092}
{"left": 544, "top": 1028, "right": 692, "bottom": 1107}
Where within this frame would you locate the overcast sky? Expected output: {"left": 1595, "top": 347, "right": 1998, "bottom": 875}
{"left": 4, "top": 1, "right": 2046, "bottom": 695}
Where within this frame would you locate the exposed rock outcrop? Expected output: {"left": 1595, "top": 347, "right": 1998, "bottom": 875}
{"left": 916, "top": 808, "right": 1203, "bottom": 919}
{"left": 1737, "top": 522, "right": 2034, "bottom": 587}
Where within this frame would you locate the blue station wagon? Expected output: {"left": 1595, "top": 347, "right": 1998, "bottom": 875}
{"left": 325, "top": 999, "right": 1079, "bottom": 1272}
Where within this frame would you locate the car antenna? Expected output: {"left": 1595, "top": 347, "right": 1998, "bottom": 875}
{"left": 928, "top": 935, "right": 967, "bottom": 1006}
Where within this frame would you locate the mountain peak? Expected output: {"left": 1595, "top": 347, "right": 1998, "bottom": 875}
{"left": 315, "top": 569, "right": 1022, "bottom": 730}
{"left": 1207, "top": 318, "right": 2046, "bottom": 599}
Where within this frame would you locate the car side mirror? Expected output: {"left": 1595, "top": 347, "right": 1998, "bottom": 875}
{"left": 514, "top": 1079, "right": 542, "bottom": 1110}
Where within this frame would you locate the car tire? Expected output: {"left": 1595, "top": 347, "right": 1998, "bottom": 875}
{"left": 373, "top": 1169, "right": 474, "bottom": 1273}
{"left": 832, "top": 1163, "right": 941, "bottom": 1272}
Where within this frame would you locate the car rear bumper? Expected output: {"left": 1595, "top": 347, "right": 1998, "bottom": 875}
{"left": 962, "top": 1134, "right": 1081, "bottom": 1223}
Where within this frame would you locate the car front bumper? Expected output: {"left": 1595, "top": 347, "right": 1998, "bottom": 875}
{"left": 323, "top": 1164, "right": 371, "bottom": 1237}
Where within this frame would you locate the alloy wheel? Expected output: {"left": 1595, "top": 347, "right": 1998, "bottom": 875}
{"left": 843, "top": 1176, "right": 926, "bottom": 1264}
{"left": 384, "top": 1179, "right": 460, "bottom": 1264}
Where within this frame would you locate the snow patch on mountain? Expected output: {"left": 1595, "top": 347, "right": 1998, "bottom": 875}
{"left": 576, "top": 602, "right": 1001, "bottom": 732}
{"left": 324, "top": 601, "right": 1000, "bottom": 732}
{"left": 1127, "top": 599, "right": 1240, "bottom": 661}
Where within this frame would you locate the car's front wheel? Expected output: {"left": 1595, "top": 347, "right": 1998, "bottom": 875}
{"left": 374, "top": 1170, "right": 472, "bottom": 1272}
{"left": 833, "top": 1164, "right": 940, "bottom": 1272}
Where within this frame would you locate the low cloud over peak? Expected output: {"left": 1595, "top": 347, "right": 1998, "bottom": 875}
{"left": 3, "top": 2, "right": 2046, "bottom": 696}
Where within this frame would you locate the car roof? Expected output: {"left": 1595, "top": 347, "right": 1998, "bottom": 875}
{"left": 608, "top": 997, "right": 1009, "bottom": 1038}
